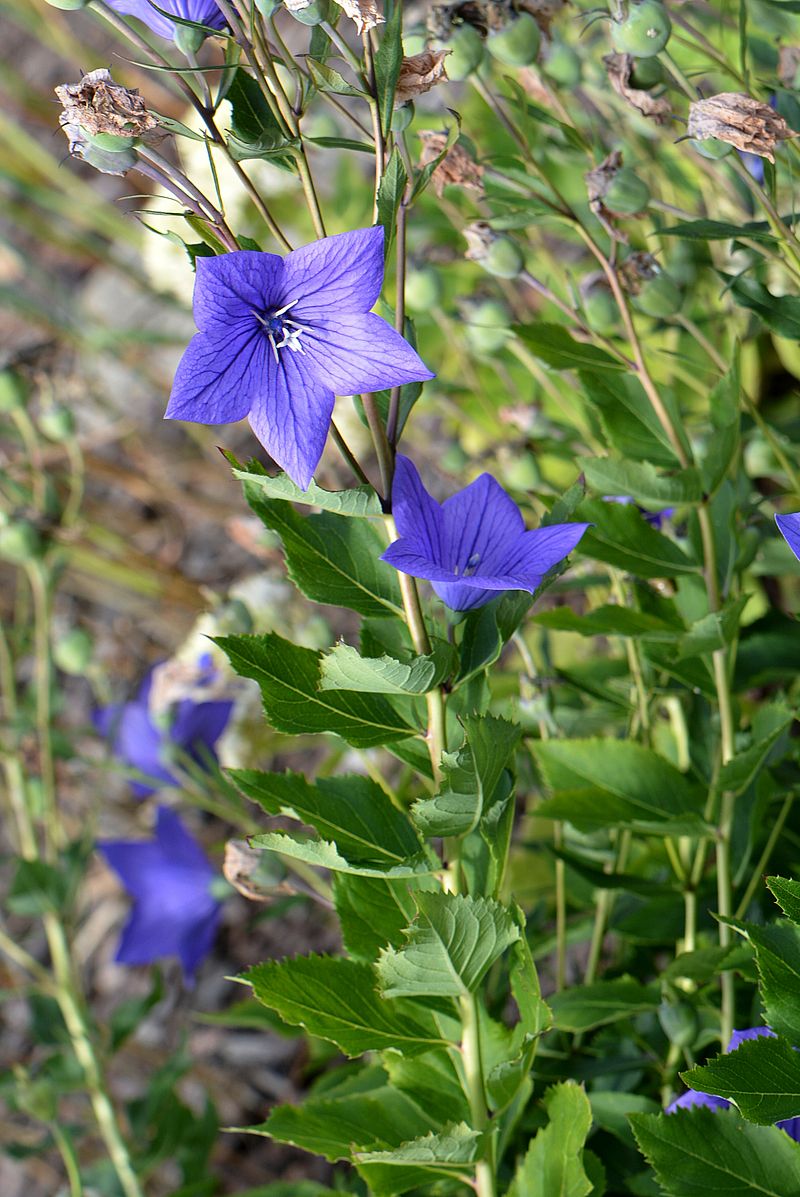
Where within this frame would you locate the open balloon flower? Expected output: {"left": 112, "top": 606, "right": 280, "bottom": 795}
{"left": 166, "top": 227, "right": 434, "bottom": 489}
{"left": 103, "top": 0, "right": 227, "bottom": 42}
{"left": 381, "top": 455, "right": 590, "bottom": 612}
{"left": 98, "top": 806, "right": 222, "bottom": 980}
{"left": 667, "top": 1027, "right": 800, "bottom": 1141}
{"left": 95, "top": 659, "right": 232, "bottom": 798}
{"left": 776, "top": 511, "right": 800, "bottom": 561}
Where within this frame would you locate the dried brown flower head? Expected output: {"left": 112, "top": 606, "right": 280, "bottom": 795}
{"left": 584, "top": 149, "right": 623, "bottom": 206}
{"left": 333, "top": 0, "right": 384, "bottom": 34}
{"left": 395, "top": 49, "right": 450, "bottom": 105}
{"left": 55, "top": 68, "right": 158, "bottom": 141}
{"left": 687, "top": 92, "right": 796, "bottom": 163}
{"left": 603, "top": 52, "right": 671, "bottom": 126}
{"left": 418, "top": 129, "right": 484, "bottom": 197}
{"left": 619, "top": 251, "right": 660, "bottom": 295}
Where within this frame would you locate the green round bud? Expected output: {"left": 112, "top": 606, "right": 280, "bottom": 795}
{"left": 487, "top": 12, "right": 541, "bottom": 67}
{"left": 543, "top": 41, "right": 582, "bottom": 87}
{"left": 634, "top": 269, "right": 681, "bottom": 317}
{"left": 174, "top": 23, "right": 206, "bottom": 55}
{"left": 629, "top": 55, "right": 664, "bottom": 88}
{"left": 481, "top": 236, "right": 525, "bottom": 279}
{"left": 0, "top": 522, "right": 43, "bottom": 564}
{"left": 391, "top": 102, "right": 415, "bottom": 133}
{"left": 611, "top": 0, "right": 671, "bottom": 58}
{"left": 38, "top": 406, "right": 76, "bottom": 442}
{"left": 689, "top": 136, "right": 733, "bottom": 159}
{"left": 0, "top": 371, "right": 27, "bottom": 413}
{"left": 582, "top": 283, "right": 618, "bottom": 334}
{"left": 43, "top": 0, "right": 89, "bottom": 8}
{"left": 54, "top": 628, "right": 94, "bottom": 675}
{"left": 438, "top": 25, "right": 485, "bottom": 81}
{"left": 405, "top": 266, "right": 442, "bottom": 312}
{"left": 80, "top": 127, "right": 139, "bottom": 153}
{"left": 464, "top": 299, "right": 512, "bottom": 354}
{"left": 288, "top": 0, "right": 330, "bottom": 25}
{"left": 603, "top": 167, "right": 651, "bottom": 215}
{"left": 658, "top": 1000, "right": 699, "bottom": 1049}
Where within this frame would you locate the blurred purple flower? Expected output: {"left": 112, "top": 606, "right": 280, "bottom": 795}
{"left": 98, "top": 806, "right": 221, "bottom": 979}
{"left": 604, "top": 494, "right": 673, "bottom": 529}
{"left": 776, "top": 511, "right": 800, "bottom": 561}
{"left": 667, "top": 1026, "right": 800, "bottom": 1141}
{"left": 95, "top": 658, "right": 232, "bottom": 797}
{"left": 165, "top": 227, "right": 434, "bottom": 489}
{"left": 381, "top": 455, "right": 589, "bottom": 612}
{"left": 104, "top": 0, "right": 226, "bottom": 42}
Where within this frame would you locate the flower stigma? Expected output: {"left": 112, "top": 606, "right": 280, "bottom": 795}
{"left": 252, "top": 299, "right": 312, "bottom": 363}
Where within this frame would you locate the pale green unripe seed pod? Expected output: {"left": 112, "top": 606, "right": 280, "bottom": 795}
{"left": 689, "top": 136, "right": 733, "bottom": 159}
{"left": 287, "top": 0, "right": 331, "bottom": 25}
{"left": 174, "top": 23, "right": 206, "bottom": 55}
{"left": 438, "top": 25, "right": 485, "bottom": 81}
{"left": 54, "top": 628, "right": 94, "bottom": 675}
{"left": 405, "top": 267, "right": 442, "bottom": 313}
{"left": 0, "top": 371, "right": 27, "bottom": 413}
{"left": 38, "top": 406, "right": 76, "bottom": 442}
{"left": 582, "top": 283, "right": 618, "bottom": 334}
{"left": 0, "top": 522, "right": 44, "bottom": 564}
{"left": 464, "top": 299, "right": 512, "bottom": 354}
{"left": 487, "top": 12, "right": 541, "bottom": 68}
{"left": 391, "top": 103, "right": 415, "bottom": 134}
{"left": 43, "top": 0, "right": 89, "bottom": 8}
{"left": 482, "top": 237, "right": 525, "bottom": 279}
{"left": 634, "top": 269, "right": 681, "bottom": 317}
{"left": 80, "top": 127, "right": 139, "bottom": 153}
{"left": 543, "top": 42, "right": 582, "bottom": 87}
{"left": 611, "top": 0, "right": 672, "bottom": 58}
{"left": 603, "top": 167, "right": 651, "bottom": 215}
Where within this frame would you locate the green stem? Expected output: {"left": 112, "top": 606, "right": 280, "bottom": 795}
{"left": 26, "top": 561, "right": 59, "bottom": 859}
{"left": 460, "top": 993, "right": 497, "bottom": 1197}
{"left": 735, "top": 792, "right": 796, "bottom": 918}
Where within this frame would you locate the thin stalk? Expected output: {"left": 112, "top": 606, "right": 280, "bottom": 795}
{"left": 584, "top": 829, "right": 632, "bottom": 986}
{"left": 135, "top": 157, "right": 238, "bottom": 250}
{"left": 362, "top": 30, "right": 385, "bottom": 215}
{"left": 330, "top": 420, "right": 372, "bottom": 486}
{"left": 52, "top": 1124, "right": 84, "bottom": 1197}
{"left": 553, "top": 824, "right": 567, "bottom": 992}
{"left": 735, "top": 792, "right": 796, "bottom": 918}
{"left": 360, "top": 392, "right": 394, "bottom": 502}
{"left": 25, "top": 561, "right": 58, "bottom": 859}
{"left": 460, "top": 993, "right": 497, "bottom": 1197}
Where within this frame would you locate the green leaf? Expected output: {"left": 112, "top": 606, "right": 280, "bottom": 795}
{"left": 532, "top": 739, "right": 705, "bottom": 835}
{"left": 550, "top": 977, "right": 659, "bottom": 1033}
{"left": 255, "top": 1081, "right": 435, "bottom": 1162}
{"left": 508, "top": 1082, "right": 593, "bottom": 1197}
{"left": 244, "top": 956, "right": 449, "bottom": 1058}
{"left": 514, "top": 323, "right": 626, "bottom": 371}
{"left": 589, "top": 1091, "right": 660, "bottom": 1145}
{"left": 232, "top": 769, "right": 422, "bottom": 866}
{"left": 678, "top": 596, "right": 750, "bottom": 659}
{"left": 217, "top": 633, "right": 416, "bottom": 747}
{"left": 725, "top": 274, "right": 800, "bottom": 339}
{"left": 682, "top": 1035, "right": 800, "bottom": 1125}
{"left": 377, "top": 892, "right": 520, "bottom": 998}
{"left": 577, "top": 498, "right": 698, "bottom": 578}
{"left": 306, "top": 58, "right": 366, "bottom": 97}
{"left": 630, "top": 1108, "right": 800, "bottom": 1197}
{"left": 333, "top": 874, "right": 419, "bottom": 961}
{"left": 384, "top": 1051, "right": 472, "bottom": 1127}
{"left": 373, "top": 1, "right": 403, "bottom": 134}
{"left": 768, "top": 876, "right": 800, "bottom": 924}
{"left": 580, "top": 371, "right": 680, "bottom": 467}
{"left": 318, "top": 642, "right": 454, "bottom": 694}
{"left": 716, "top": 706, "right": 794, "bottom": 795}
{"left": 412, "top": 716, "right": 520, "bottom": 838}
{"left": 583, "top": 458, "right": 704, "bottom": 507}
{"left": 377, "top": 149, "right": 408, "bottom": 249}
{"left": 727, "top": 918, "right": 800, "bottom": 1044}
{"left": 658, "top": 217, "right": 776, "bottom": 243}
{"left": 531, "top": 604, "right": 682, "bottom": 641}
{"left": 250, "top": 832, "right": 433, "bottom": 877}
{"left": 226, "top": 70, "right": 294, "bottom": 162}
{"left": 232, "top": 465, "right": 382, "bottom": 517}
{"left": 243, "top": 484, "right": 402, "bottom": 617}
{"left": 355, "top": 1123, "right": 480, "bottom": 1197}
{"left": 509, "top": 908, "right": 552, "bottom": 1039}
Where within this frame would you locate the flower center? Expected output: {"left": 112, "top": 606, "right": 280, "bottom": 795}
{"left": 455, "top": 552, "right": 481, "bottom": 577}
{"left": 252, "top": 299, "right": 312, "bottom": 364}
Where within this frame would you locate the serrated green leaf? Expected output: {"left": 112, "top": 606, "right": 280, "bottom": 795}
{"left": 245, "top": 956, "right": 449, "bottom": 1058}
{"left": 768, "top": 876, "right": 800, "bottom": 924}
{"left": 549, "top": 977, "right": 660, "bottom": 1033}
{"left": 589, "top": 1091, "right": 660, "bottom": 1145}
{"left": 216, "top": 633, "right": 416, "bottom": 747}
{"left": 508, "top": 1082, "right": 593, "bottom": 1197}
{"left": 412, "top": 716, "right": 520, "bottom": 838}
{"left": 682, "top": 1035, "right": 800, "bottom": 1125}
{"left": 333, "top": 874, "right": 419, "bottom": 961}
{"left": 355, "top": 1123, "right": 480, "bottom": 1197}
{"left": 630, "top": 1108, "right": 800, "bottom": 1197}
{"left": 243, "top": 484, "right": 402, "bottom": 617}
{"left": 509, "top": 909, "right": 552, "bottom": 1040}
{"left": 232, "top": 769, "right": 422, "bottom": 865}
{"left": 233, "top": 466, "right": 382, "bottom": 517}
{"left": 532, "top": 739, "right": 705, "bottom": 835}
{"left": 727, "top": 918, "right": 800, "bottom": 1044}
{"left": 373, "top": 1, "right": 403, "bottom": 134}
{"left": 584, "top": 459, "right": 704, "bottom": 507}
{"left": 377, "top": 892, "right": 520, "bottom": 998}
{"left": 251, "top": 832, "right": 434, "bottom": 877}
{"left": 514, "top": 323, "right": 626, "bottom": 371}
{"left": 306, "top": 58, "right": 366, "bottom": 97}
{"left": 384, "top": 1051, "right": 471, "bottom": 1127}
{"left": 318, "top": 642, "right": 454, "bottom": 694}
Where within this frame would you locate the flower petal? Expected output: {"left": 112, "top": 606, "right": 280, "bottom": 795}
{"left": 304, "top": 313, "right": 434, "bottom": 396}
{"left": 193, "top": 250, "right": 284, "bottom": 332}
{"left": 666, "top": 1090, "right": 731, "bottom": 1114}
{"left": 165, "top": 325, "right": 265, "bottom": 426}
{"left": 441, "top": 474, "right": 524, "bottom": 575}
{"left": 498, "top": 523, "right": 591, "bottom": 587}
{"left": 432, "top": 580, "right": 498, "bottom": 612}
{"left": 248, "top": 348, "right": 335, "bottom": 489}
{"left": 387, "top": 455, "right": 444, "bottom": 555}
{"left": 776, "top": 512, "right": 800, "bottom": 564}
{"left": 171, "top": 699, "right": 233, "bottom": 758}
{"left": 282, "top": 226, "right": 386, "bottom": 317}
{"left": 154, "top": 806, "right": 215, "bottom": 873}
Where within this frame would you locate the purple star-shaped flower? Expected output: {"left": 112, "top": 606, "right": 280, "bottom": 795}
{"left": 95, "top": 661, "right": 232, "bottom": 797}
{"left": 165, "top": 227, "right": 434, "bottom": 489}
{"left": 667, "top": 1026, "right": 800, "bottom": 1141}
{"left": 776, "top": 512, "right": 800, "bottom": 562}
{"left": 381, "top": 455, "right": 590, "bottom": 612}
{"left": 98, "top": 806, "right": 222, "bottom": 979}
{"left": 104, "top": 0, "right": 226, "bottom": 42}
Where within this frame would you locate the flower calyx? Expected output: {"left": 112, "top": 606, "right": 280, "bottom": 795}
{"left": 55, "top": 68, "right": 158, "bottom": 174}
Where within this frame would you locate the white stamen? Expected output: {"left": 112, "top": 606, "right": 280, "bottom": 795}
{"left": 267, "top": 332, "right": 279, "bottom": 363}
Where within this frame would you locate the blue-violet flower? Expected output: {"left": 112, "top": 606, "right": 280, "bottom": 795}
{"left": 98, "top": 805, "right": 221, "bottom": 979}
{"left": 166, "top": 227, "right": 434, "bottom": 489}
{"left": 95, "top": 657, "right": 232, "bottom": 797}
{"left": 776, "top": 511, "right": 800, "bottom": 561}
{"left": 381, "top": 455, "right": 590, "bottom": 612}
{"left": 104, "top": 0, "right": 226, "bottom": 43}
{"left": 667, "top": 1026, "right": 800, "bottom": 1141}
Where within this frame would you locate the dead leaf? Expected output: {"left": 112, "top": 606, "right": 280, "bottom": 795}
{"left": 418, "top": 129, "right": 484, "bottom": 197}
{"left": 333, "top": 0, "right": 384, "bottom": 34}
{"left": 687, "top": 92, "right": 796, "bottom": 162}
{"left": 223, "top": 840, "right": 292, "bottom": 902}
{"left": 604, "top": 52, "right": 672, "bottom": 126}
{"left": 395, "top": 49, "right": 450, "bottom": 105}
